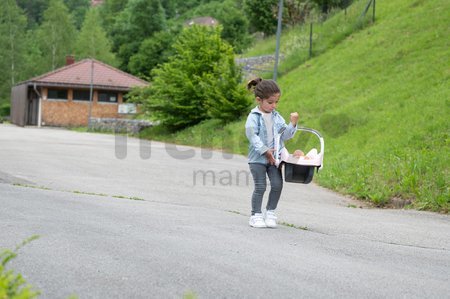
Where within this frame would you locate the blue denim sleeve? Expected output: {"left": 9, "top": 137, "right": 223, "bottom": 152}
{"left": 273, "top": 113, "right": 296, "bottom": 142}
{"left": 281, "top": 122, "right": 297, "bottom": 142}
{"left": 245, "top": 114, "right": 269, "bottom": 155}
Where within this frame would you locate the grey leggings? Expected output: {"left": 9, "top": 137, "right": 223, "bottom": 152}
{"left": 249, "top": 163, "right": 283, "bottom": 215}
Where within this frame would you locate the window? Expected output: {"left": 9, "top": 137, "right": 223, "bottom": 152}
{"left": 73, "top": 90, "right": 91, "bottom": 101}
{"left": 47, "top": 89, "right": 68, "bottom": 100}
{"left": 98, "top": 91, "right": 118, "bottom": 103}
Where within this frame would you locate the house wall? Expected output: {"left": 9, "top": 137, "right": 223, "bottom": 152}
{"left": 10, "top": 84, "right": 29, "bottom": 127}
{"left": 41, "top": 87, "right": 126, "bottom": 127}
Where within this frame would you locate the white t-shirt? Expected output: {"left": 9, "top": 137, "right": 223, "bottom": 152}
{"left": 262, "top": 112, "right": 274, "bottom": 148}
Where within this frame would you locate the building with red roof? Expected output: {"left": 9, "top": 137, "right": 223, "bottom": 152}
{"left": 11, "top": 57, "right": 148, "bottom": 127}
{"left": 185, "top": 16, "right": 219, "bottom": 27}
{"left": 91, "top": 0, "right": 104, "bottom": 7}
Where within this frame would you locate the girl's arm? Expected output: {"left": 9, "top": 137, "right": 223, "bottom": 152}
{"left": 281, "top": 112, "right": 299, "bottom": 141}
{"left": 281, "top": 122, "right": 297, "bottom": 141}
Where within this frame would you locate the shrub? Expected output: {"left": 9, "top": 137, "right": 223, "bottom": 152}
{"left": 0, "top": 103, "right": 10, "bottom": 117}
{"left": 143, "top": 25, "right": 251, "bottom": 131}
{"left": 0, "top": 236, "right": 40, "bottom": 298}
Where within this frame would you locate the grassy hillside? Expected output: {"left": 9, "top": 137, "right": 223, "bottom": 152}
{"left": 278, "top": 0, "right": 449, "bottom": 212}
{"left": 142, "top": 0, "right": 449, "bottom": 212}
{"left": 241, "top": 0, "right": 377, "bottom": 76}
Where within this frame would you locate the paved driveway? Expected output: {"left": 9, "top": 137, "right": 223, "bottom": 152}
{"left": 0, "top": 124, "right": 449, "bottom": 298}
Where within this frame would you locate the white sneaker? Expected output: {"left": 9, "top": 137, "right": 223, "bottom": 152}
{"left": 265, "top": 210, "right": 277, "bottom": 228}
{"left": 249, "top": 213, "right": 266, "bottom": 228}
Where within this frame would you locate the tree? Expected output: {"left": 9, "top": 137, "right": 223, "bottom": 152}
{"left": 75, "top": 8, "right": 117, "bottom": 65}
{"left": 64, "top": 0, "right": 91, "bottom": 29}
{"left": 99, "top": 0, "right": 129, "bottom": 34}
{"left": 311, "top": 0, "right": 349, "bottom": 13}
{"left": 0, "top": 0, "right": 27, "bottom": 104}
{"left": 201, "top": 56, "right": 252, "bottom": 122}
{"left": 161, "top": 0, "right": 177, "bottom": 19}
{"left": 22, "top": 31, "right": 46, "bottom": 79}
{"left": 284, "top": 0, "right": 318, "bottom": 27}
{"left": 16, "top": 0, "right": 49, "bottom": 28}
{"left": 111, "top": 0, "right": 166, "bottom": 70}
{"left": 169, "top": 0, "right": 216, "bottom": 16}
{"left": 243, "top": 0, "right": 279, "bottom": 36}
{"left": 186, "top": 0, "right": 252, "bottom": 53}
{"left": 143, "top": 25, "right": 251, "bottom": 130}
{"left": 128, "top": 27, "right": 180, "bottom": 79}
{"left": 37, "top": 0, "right": 77, "bottom": 71}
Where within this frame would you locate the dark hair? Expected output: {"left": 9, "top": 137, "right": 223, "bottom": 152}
{"left": 247, "top": 77, "right": 281, "bottom": 100}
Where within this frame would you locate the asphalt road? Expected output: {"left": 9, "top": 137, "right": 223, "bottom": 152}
{"left": 1, "top": 124, "right": 449, "bottom": 298}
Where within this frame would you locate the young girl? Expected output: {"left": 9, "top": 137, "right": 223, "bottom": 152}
{"left": 245, "top": 78, "right": 298, "bottom": 228}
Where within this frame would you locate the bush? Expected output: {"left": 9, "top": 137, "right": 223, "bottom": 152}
{"left": 0, "top": 236, "right": 40, "bottom": 298}
{"left": 0, "top": 103, "right": 10, "bottom": 118}
{"left": 143, "top": 25, "right": 251, "bottom": 131}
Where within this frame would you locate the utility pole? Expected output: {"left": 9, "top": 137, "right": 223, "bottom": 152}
{"left": 273, "top": 0, "right": 283, "bottom": 82}
{"left": 373, "top": 0, "right": 376, "bottom": 22}
{"left": 88, "top": 59, "right": 94, "bottom": 129}
{"left": 309, "top": 23, "right": 313, "bottom": 58}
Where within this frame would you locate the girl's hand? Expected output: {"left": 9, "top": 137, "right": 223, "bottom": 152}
{"left": 290, "top": 112, "right": 299, "bottom": 125}
{"left": 265, "top": 149, "right": 276, "bottom": 165}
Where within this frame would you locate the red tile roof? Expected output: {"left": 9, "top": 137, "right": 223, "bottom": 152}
{"left": 26, "top": 59, "right": 148, "bottom": 91}
{"left": 91, "top": 0, "right": 104, "bottom": 7}
{"left": 185, "top": 16, "right": 219, "bottom": 27}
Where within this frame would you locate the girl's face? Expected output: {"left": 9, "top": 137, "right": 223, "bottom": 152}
{"left": 257, "top": 93, "right": 280, "bottom": 113}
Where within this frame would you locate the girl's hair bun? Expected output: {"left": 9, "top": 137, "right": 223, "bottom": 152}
{"left": 247, "top": 77, "right": 262, "bottom": 91}
{"left": 247, "top": 78, "right": 280, "bottom": 99}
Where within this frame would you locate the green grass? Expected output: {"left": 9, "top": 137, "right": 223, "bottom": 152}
{"left": 278, "top": 0, "right": 450, "bottom": 212}
{"left": 13, "top": 183, "right": 145, "bottom": 202}
{"left": 143, "top": 0, "right": 449, "bottom": 212}
{"left": 279, "top": 222, "right": 309, "bottom": 231}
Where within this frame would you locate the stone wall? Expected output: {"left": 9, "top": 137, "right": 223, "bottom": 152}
{"left": 235, "top": 55, "right": 283, "bottom": 80}
{"left": 89, "top": 118, "right": 153, "bottom": 134}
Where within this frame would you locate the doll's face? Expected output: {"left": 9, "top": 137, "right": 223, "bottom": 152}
{"left": 293, "top": 150, "right": 304, "bottom": 157}
{"left": 257, "top": 93, "right": 280, "bottom": 113}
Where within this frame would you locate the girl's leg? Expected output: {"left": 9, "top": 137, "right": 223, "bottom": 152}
{"left": 266, "top": 165, "right": 283, "bottom": 211}
{"left": 249, "top": 163, "right": 267, "bottom": 215}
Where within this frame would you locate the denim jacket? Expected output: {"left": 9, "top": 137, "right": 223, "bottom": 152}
{"left": 245, "top": 106, "right": 297, "bottom": 164}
